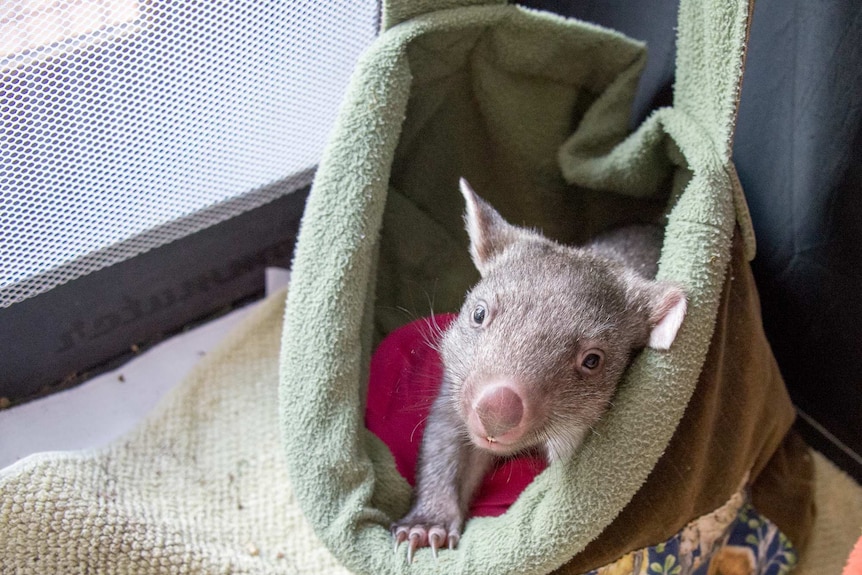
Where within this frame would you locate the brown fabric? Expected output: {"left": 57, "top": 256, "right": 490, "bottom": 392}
{"left": 750, "top": 429, "right": 816, "bottom": 553}
{"left": 555, "top": 231, "right": 815, "bottom": 574}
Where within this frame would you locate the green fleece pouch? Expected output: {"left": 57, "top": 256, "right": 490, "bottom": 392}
{"left": 279, "top": 1, "right": 809, "bottom": 574}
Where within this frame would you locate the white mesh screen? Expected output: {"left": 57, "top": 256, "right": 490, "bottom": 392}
{"left": 1, "top": 0, "right": 378, "bottom": 308}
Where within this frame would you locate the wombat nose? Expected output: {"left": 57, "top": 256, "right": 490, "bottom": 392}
{"left": 475, "top": 385, "right": 524, "bottom": 438}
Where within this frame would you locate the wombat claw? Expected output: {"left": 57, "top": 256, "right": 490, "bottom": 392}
{"left": 392, "top": 529, "right": 407, "bottom": 554}
{"left": 407, "top": 532, "right": 421, "bottom": 563}
{"left": 392, "top": 524, "right": 460, "bottom": 563}
{"left": 429, "top": 532, "right": 441, "bottom": 559}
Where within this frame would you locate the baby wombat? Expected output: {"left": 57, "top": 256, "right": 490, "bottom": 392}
{"left": 392, "top": 179, "right": 687, "bottom": 562}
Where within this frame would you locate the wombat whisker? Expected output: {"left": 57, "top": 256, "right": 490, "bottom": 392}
{"left": 410, "top": 416, "right": 429, "bottom": 444}
{"left": 395, "top": 305, "right": 414, "bottom": 317}
{"left": 423, "top": 280, "right": 438, "bottom": 318}
{"left": 418, "top": 324, "right": 445, "bottom": 353}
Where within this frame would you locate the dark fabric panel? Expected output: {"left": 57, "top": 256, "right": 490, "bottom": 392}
{"left": 750, "top": 429, "right": 816, "bottom": 554}
{"left": 0, "top": 188, "right": 308, "bottom": 403}
{"left": 733, "top": 0, "right": 862, "bottom": 457}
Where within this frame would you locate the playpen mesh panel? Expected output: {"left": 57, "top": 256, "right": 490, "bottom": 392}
{"left": 0, "top": 0, "right": 377, "bottom": 308}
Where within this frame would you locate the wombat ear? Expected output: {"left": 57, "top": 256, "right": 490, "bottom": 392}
{"left": 459, "top": 178, "right": 524, "bottom": 275}
{"left": 646, "top": 283, "right": 687, "bottom": 350}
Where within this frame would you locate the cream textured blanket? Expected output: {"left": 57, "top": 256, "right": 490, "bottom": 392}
{"left": 0, "top": 292, "right": 347, "bottom": 574}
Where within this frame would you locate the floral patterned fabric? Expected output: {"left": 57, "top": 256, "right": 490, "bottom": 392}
{"left": 589, "top": 489, "right": 797, "bottom": 575}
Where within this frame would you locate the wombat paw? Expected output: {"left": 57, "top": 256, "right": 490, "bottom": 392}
{"left": 391, "top": 520, "right": 460, "bottom": 563}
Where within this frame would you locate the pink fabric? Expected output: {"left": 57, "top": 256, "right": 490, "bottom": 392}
{"left": 365, "top": 314, "right": 545, "bottom": 518}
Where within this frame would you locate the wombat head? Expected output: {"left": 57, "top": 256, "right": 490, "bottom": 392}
{"left": 439, "top": 179, "right": 687, "bottom": 462}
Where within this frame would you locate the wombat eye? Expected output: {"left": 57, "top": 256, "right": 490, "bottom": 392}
{"left": 471, "top": 304, "right": 486, "bottom": 325}
{"left": 580, "top": 350, "right": 604, "bottom": 372}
